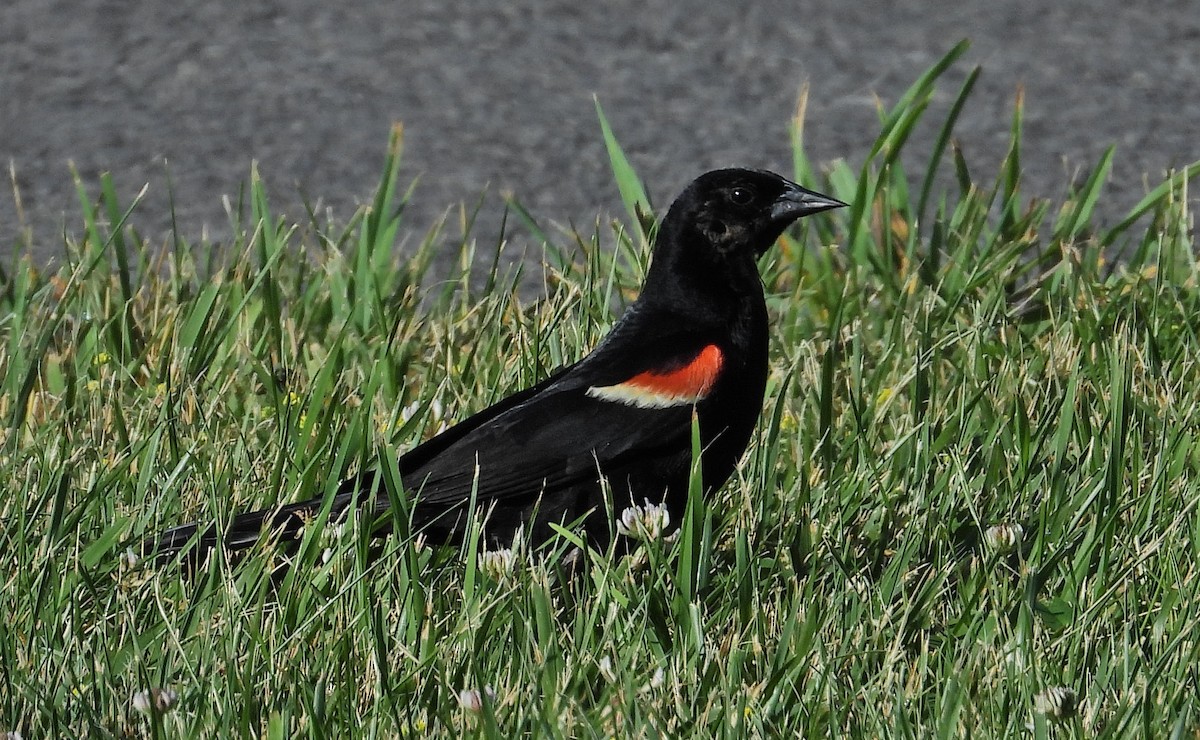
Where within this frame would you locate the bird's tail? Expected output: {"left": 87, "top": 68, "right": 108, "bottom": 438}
{"left": 147, "top": 497, "right": 330, "bottom": 567}
{"left": 146, "top": 472, "right": 396, "bottom": 567}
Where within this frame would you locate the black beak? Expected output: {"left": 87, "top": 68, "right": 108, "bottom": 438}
{"left": 769, "top": 183, "right": 847, "bottom": 223}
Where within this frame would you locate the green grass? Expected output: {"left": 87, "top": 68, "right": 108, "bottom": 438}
{"left": 4, "top": 43, "right": 1200, "bottom": 737}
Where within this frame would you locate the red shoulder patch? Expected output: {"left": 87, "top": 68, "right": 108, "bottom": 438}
{"left": 587, "top": 344, "right": 724, "bottom": 408}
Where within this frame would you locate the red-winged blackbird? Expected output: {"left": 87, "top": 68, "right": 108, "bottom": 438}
{"left": 152, "top": 169, "right": 844, "bottom": 562}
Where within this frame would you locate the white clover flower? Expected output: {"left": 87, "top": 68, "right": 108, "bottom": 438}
{"left": 398, "top": 399, "right": 449, "bottom": 434}
{"left": 984, "top": 523, "right": 1024, "bottom": 554}
{"left": 617, "top": 500, "right": 671, "bottom": 541}
{"left": 320, "top": 521, "right": 351, "bottom": 562}
{"left": 399, "top": 400, "right": 422, "bottom": 425}
{"left": 1, "top": 730, "right": 23, "bottom": 740}
{"left": 132, "top": 687, "right": 179, "bottom": 715}
{"left": 649, "top": 667, "right": 666, "bottom": 690}
{"left": 479, "top": 548, "right": 517, "bottom": 580}
{"left": 597, "top": 656, "right": 616, "bottom": 682}
{"left": 118, "top": 547, "right": 139, "bottom": 571}
{"left": 429, "top": 399, "right": 449, "bottom": 434}
{"left": 457, "top": 685, "right": 496, "bottom": 712}
{"left": 1034, "top": 686, "right": 1078, "bottom": 720}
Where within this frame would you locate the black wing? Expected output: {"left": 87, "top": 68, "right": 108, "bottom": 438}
{"left": 398, "top": 305, "right": 717, "bottom": 510}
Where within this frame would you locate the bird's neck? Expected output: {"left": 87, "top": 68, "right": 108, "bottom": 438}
{"left": 639, "top": 226, "right": 768, "bottom": 353}
{"left": 643, "top": 224, "right": 763, "bottom": 316}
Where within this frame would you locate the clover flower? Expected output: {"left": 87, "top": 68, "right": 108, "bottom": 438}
{"left": 617, "top": 500, "right": 671, "bottom": 541}
{"left": 1034, "top": 686, "right": 1078, "bottom": 721}
{"left": 983, "top": 523, "right": 1024, "bottom": 554}
{"left": 132, "top": 687, "right": 179, "bottom": 714}
{"left": 480, "top": 547, "right": 517, "bottom": 580}
{"left": 457, "top": 685, "right": 496, "bottom": 712}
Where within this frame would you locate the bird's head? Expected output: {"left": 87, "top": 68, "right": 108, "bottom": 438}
{"left": 663, "top": 168, "right": 845, "bottom": 260}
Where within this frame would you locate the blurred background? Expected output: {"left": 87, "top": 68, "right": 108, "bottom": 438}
{"left": 2, "top": 0, "right": 1197, "bottom": 266}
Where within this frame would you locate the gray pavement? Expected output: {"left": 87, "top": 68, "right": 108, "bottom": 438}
{"left": 2, "top": 1, "right": 1198, "bottom": 268}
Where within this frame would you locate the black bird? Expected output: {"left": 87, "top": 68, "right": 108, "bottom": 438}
{"left": 151, "top": 169, "right": 844, "bottom": 562}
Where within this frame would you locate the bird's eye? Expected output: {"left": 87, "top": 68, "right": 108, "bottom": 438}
{"left": 729, "top": 186, "right": 755, "bottom": 206}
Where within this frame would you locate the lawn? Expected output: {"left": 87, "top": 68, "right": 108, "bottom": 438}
{"left": 2, "top": 43, "right": 1199, "bottom": 738}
